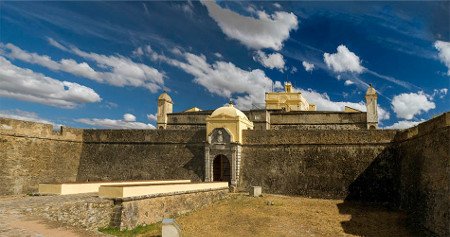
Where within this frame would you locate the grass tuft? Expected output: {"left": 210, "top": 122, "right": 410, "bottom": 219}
{"left": 99, "top": 222, "right": 161, "bottom": 237}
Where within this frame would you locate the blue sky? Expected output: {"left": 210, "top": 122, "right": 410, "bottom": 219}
{"left": 0, "top": 1, "right": 449, "bottom": 129}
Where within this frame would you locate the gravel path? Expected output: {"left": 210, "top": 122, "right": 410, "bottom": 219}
{"left": 0, "top": 195, "right": 110, "bottom": 237}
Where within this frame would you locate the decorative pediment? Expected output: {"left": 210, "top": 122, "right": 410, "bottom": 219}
{"left": 209, "top": 128, "right": 232, "bottom": 144}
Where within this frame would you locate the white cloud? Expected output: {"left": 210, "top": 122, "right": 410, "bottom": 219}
{"left": 201, "top": 1, "right": 298, "bottom": 50}
{"left": 0, "top": 56, "right": 101, "bottom": 108}
{"left": 253, "top": 50, "right": 285, "bottom": 71}
{"left": 45, "top": 39, "right": 165, "bottom": 92}
{"left": 214, "top": 52, "right": 223, "bottom": 58}
{"left": 123, "top": 113, "right": 136, "bottom": 122}
{"left": 75, "top": 116, "right": 155, "bottom": 129}
{"left": 434, "top": 40, "right": 450, "bottom": 75}
{"left": 2, "top": 42, "right": 165, "bottom": 93}
{"left": 299, "top": 88, "right": 390, "bottom": 122}
{"left": 344, "top": 80, "right": 354, "bottom": 86}
{"left": 1, "top": 43, "right": 100, "bottom": 80}
{"left": 273, "top": 3, "right": 282, "bottom": 9}
{"left": 143, "top": 47, "right": 279, "bottom": 110}
{"left": 47, "top": 37, "right": 68, "bottom": 51}
{"left": 384, "top": 120, "right": 424, "bottom": 130}
{"left": 302, "top": 61, "right": 315, "bottom": 72}
{"left": 0, "top": 109, "right": 54, "bottom": 125}
{"left": 69, "top": 44, "right": 165, "bottom": 93}
{"left": 133, "top": 47, "right": 144, "bottom": 57}
{"left": 170, "top": 47, "right": 183, "bottom": 56}
{"left": 432, "top": 88, "right": 448, "bottom": 99}
{"left": 290, "top": 66, "right": 298, "bottom": 74}
{"left": 142, "top": 46, "right": 390, "bottom": 118}
{"left": 391, "top": 91, "right": 435, "bottom": 120}
{"left": 324, "top": 45, "right": 364, "bottom": 73}
{"left": 147, "top": 113, "right": 157, "bottom": 122}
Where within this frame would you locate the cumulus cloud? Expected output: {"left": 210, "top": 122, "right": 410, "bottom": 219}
{"left": 391, "top": 91, "right": 435, "bottom": 120}
{"left": 214, "top": 52, "right": 223, "bottom": 58}
{"left": 1, "top": 43, "right": 100, "bottom": 80}
{"left": 1, "top": 42, "right": 165, "bottom": 92}
{"left": 434, "top": 40, "right": 450, "bottom": 75}
{"left": 273, "top": 3, "right": 282, "bottom": 9}
{"left": 324, "top": 45, "right": 364, "bottom": 73}
{"left": 8, "top": 39, "right": 165, "bottom": 92}
{"left": 142, "top": 46, "right": 279, "bottom": 110}
{"left": 0, "top": 109, "right": 54, "bottom": 125}
{"left": 299, "top": 88, "right": 390, "bottom": 122}
{"left": 141, "top": 46, "right": 390, "bottom": 117}
{"left": 123, "top": 113, "right": 136, "bottom": 122}
{"left": 147, "top": 113, "right": 157, "bottom": 122}
{"left": 67, "top": 43, "right": 165, "bottom": 92}
{"left": 75, "top": 114, "right": 155, "bottom": 129}
{"left": 302, "top": 61, "right": 315, "bottom": 72}
{"left": 0, "top": 56, "right": 101, "bottom": 108}
{"left": 384, "top": 120, "right": 424, "bottom": 130}
{"left": 253, "top": 50, "right": 285, "bottom": 71}
{"left": 201, "top": 1, "right": 298, "bottom": 50}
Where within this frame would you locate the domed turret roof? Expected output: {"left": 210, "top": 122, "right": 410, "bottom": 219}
{"left": 366, "top": 84, "right": 376, "bottom": 95}
{"left": 210, "top": 103, "right": 248, "bottom": 120}
{"left": 158, "top": 92, "right": 172, "bottom": 102}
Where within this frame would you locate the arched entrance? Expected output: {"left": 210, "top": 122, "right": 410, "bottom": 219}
{"left": 213, "top": 154, "right": 231, "bottom": 183}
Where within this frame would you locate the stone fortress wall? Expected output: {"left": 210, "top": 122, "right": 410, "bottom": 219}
{"left": 0, "top": 113, "right": 449, "bottom": 236}
{"left": 240, "top": 129, "right": 398, "bottom": 200}
{"left": 395, "top": 114, "right": 450, "bottom": 236}
{"left": 0, "top": 118, "right": 84, "bottom": 195}
{"left": 166, "top": 109, "right": 368, "bottom": 130}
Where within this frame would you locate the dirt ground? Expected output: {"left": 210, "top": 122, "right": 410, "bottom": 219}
{"left": 171, "top": 194, "right": 420, "bottom": 237}
{"left": 1, "top": 194, "right": 422, "bottom": 237}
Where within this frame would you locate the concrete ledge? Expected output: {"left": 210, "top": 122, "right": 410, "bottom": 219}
{"left": 39, "top": 180, "right": 191, "bottom": 195}
{"left": 99, "top": 182, "right": 228, "bottom": 199}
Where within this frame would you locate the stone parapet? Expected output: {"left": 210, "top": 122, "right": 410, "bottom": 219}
{"left": 395, "top": 112, "right": 450, "bottom": 142}
{"left": 243, "top": 129, "right": 397, "bottom": 145}
{"left": 82, "top": 129, "right": 205, "bottom": 143}
{"left": 0, "top": 118, "right": 83, "bottom": 142}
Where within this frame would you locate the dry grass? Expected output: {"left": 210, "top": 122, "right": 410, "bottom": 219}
{"left": 116, "top": 193, "right": 421, "bottom": 237}
{"left": 178, "top": 194, "right": 418, "bottom": 237}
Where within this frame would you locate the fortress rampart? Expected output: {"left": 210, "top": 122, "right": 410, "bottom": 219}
{"left": 0, "top": 113, "right": 449, "bottom": 236}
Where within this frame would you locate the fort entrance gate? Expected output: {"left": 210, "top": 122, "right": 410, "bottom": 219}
{"left": 213, "top": 154, "right": 231, "bottom": 183}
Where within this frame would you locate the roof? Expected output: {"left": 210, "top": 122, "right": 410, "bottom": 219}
{"left": 158, "top": 92, "right": 172, "bottom": 102}
{"left": 210, "top": 103, "right": 249, "bottom": 120}
{"left": 366, "top": 85, "right": 377, "bottom": 95}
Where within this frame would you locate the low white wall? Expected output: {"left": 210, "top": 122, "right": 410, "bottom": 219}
{"left": 99, "top": 182, "right": 229, "bottom": 198}
{"left": 39, "top": 180, "right": 191, "bottom": 195}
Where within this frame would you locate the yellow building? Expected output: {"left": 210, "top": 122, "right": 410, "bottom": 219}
{"left": 265, "top": 82, "right": 316, "bottom": 111}
{"left": 205, "top": 102, "right": 254, "bottom": 144}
